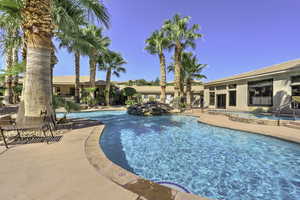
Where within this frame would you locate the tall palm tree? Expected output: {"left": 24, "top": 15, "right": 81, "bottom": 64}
{"left": 0, "top": 4, "right": 22, "bottom": 104}
{"left": 0, "top": 0, "right": 110, "bottom": 125}
{"left": 163, "top": 14, "right": 202, "bottom": 98}
{"left": 145, "top": 30, "right": 170, "bottom": 103}
{"left": 83, "top": 25, "right": 110, "bottom": 99}
{"left": 58, "top": 28, "right": 97, "bottom": 103}
{"left": 181, "top": 52, "right": 206, "bottom": 108}
{"left": 98, "top": 51, "right": 126, "bottom": 106}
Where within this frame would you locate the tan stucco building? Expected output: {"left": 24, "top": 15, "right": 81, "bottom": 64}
{"left": 52, "top": 76, "right": 106, "bottom": 98}
{"left": 118, "top": 85, "right": 204, "bottom": 105}
{"left": 51, "top": 76, "right": 204, "bottom": 105}
{"left": 203, "top": 59, "right": 300, "bottom": 113}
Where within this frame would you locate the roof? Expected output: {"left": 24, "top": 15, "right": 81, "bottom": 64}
{"left": 205, "top": 59, "right": 300, "bottom": 86}
{"left": 118, "top": 85, "right": 204, "bottom": 94}
{"left": 52, "top": 76, "right": 106, "bottom": 85}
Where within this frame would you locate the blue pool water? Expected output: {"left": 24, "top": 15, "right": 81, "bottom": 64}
{"left": 64, "top": 111, "right": 300, "bottom": 200}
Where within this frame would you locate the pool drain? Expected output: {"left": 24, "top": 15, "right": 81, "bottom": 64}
{"left": 156, "top": 181, "right": 190, "bottom": 193}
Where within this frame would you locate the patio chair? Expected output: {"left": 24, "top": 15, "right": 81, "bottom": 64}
{"left": 0, "top": 115, "right": 21, "bottom": 149}
{"left": 0, "top": 111, "right": 55, "bottom": 149}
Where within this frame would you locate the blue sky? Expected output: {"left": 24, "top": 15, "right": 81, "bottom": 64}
{"left": 6, "top": 0, "right": 300, "bottom": 83}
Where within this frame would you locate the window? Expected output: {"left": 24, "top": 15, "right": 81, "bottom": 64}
{"left": 291, "top": 76, "right": 300, "bottom": 84}
{"left": 228, "top": 84, "right": 237, "bottom": 89}
{"left": 144, "top": 95, "right": 148, "bottom": 99}
{"left": 55, "top": 87, "right": 61, "bottom": 95}
{"left": 69, "top": 87, "right": 75, "bottom": 96}
{"left": 156, "top": 95, "right": 160, "bottom": 99}
{"left": 209, "top": 87, "right": 215, "bottom": 91}
{"left": 248, "top": 79, "right": 273, "bottom": 106}
{"left": 216, "top": 85, "right": 226, "bottom": 90}
{"left": 292, "top": 85, "right": 300, "bottom": 109}
{"left": 229, "top": 91, "right": 236, "bottom": 106}
{"left": 209, "top": 92, "right": 215, "bottom": 106}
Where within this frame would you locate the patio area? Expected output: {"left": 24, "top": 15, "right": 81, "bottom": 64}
{"left": 0, "top": 125, "right": 138, "bottom": 200}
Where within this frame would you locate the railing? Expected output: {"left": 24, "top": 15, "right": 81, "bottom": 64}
{"left": 275, "top": 98, "right": 298, "bottom": 125}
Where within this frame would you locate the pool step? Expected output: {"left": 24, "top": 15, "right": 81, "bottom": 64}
{"left": 284, "top": 121, "right": 300, "bottom": 130}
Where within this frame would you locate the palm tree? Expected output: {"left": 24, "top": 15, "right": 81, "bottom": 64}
{"left": 0, "top": 4, "right": 22, "bottom": 104}
{"left": 58, "top": 28, "right": 98, "bottom": 103}
{"left": 145, "top": 30, "right": 170, "bottom": 103}
{"left": 0, "top": 0, "right": 110, "bottom": 126}
{"left": 83, "top": 25, "right": 110, "bottom": 99}
{"left": 98, "top": 51, "right": 126, "bottom": 106}
{"left": 181, "top": 52, "right": 206, "bottom": 108}
{"left": 163, "top": 14, "right": 202, "bottom": 98}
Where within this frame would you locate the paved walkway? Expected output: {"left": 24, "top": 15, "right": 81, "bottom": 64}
{"left": 194, "top": 112, "right": 300, "bottom": 144}
{"left": 0, "top": 126, "right": 138, "bottom": 200}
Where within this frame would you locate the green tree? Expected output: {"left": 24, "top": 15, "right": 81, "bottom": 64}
{"left": 0, "top": 0, "right": 110, "bottom": 126}
{"left": 122, "top": 87, "right": 137, "bottom": 100}
{"left": 98, "top": 51, "right": 126, "bottom": 106}
{"left": 83, "top": 25, "right": 110, "bottom": 96}
{"left": 145, "top": 30, "right": 170, "bottom": 103}
{"left": 0, "top": 4, "right": 22, "bottom": 104}
{"left": 163, "top": 14, "right": 202, "bottom": 98}
{"left": 181, "top": 52, "right": 206, "bottom": 108}
{"left": 58, "top": 27, "right": 99, "bottom": 103}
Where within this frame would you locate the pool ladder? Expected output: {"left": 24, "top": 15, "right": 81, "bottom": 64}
{"left": 275, "top": 99, "right": 298, "bottom": 126}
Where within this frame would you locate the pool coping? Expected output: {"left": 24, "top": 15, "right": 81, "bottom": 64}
{"left": 206, "top": 110, "right": 298, "bottom": 126}
{"left": 195, "top": 113, "right": 300, "bottom": 144}
{"left": 85, "top": 125, "right": 210, "bottom": 200}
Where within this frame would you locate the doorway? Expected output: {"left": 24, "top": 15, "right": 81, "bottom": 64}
{"left": 217, "top": 94, "right": 226, "bottom": 109}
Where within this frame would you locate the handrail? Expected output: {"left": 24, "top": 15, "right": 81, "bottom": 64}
{"left": 275, "top": 98, "right": 299, "bottom": 125}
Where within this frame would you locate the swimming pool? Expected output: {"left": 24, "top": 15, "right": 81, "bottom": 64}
{"left": 66, "top": 111, "right": 300, "bottom": 200}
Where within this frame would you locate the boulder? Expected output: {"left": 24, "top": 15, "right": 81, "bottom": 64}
{"left": 127, "top": 101, "right": 174, "bottom": 116}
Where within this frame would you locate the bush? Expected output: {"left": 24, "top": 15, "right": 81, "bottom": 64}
{"left": 121, "top": 87, "right": 137, "bottom": 98}
{"left": 148, "top": 96, "right": 156, "bottom": 102}
{"left": 52, "top": 95, "right": 80, "bottom": 118}
{"left": 125, "top": 100, "right": 137, "bottom": 106}
{"left": 133, "top": 93, "right": 142, "bottom": 104}
{"left": 172, "top": 96, "right": 186, "bottom": 109}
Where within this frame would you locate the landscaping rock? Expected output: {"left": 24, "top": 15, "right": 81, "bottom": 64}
{"left": 127, "top": 101, "right": 174, "bottom": 116}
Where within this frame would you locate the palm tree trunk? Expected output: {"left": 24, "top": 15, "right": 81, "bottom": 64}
{"left": 4, "top": 47, "right": 13, "bottom": 104}
{"left": 174, "top": 43, "right": 182, "bottom": 99}
{"left": 17, "top": 0, "right": 54, "bottom": 126}
{"left": 89, "top": 50, "right": 96, "bottom": 98}
{"left": 12, "top": 47, "right": 19, "bottom": 104}
{"left": 159, "top": 53, "right": 166, "bottom": 103}
{"left": 180, "top": 67, "right": 184, "bottom": 97}
{"left": 75, "top": 51, "right": 80, "bottom": 103}
{"left": 186, "top": 78, "right": 192, "bottom": 109}
{"left": 105, "top": 68, "right": 111, "bottom": 106}
{"left": 50, "top": 46, "right": 57, "bottom": 104}
{"left": 20, "top": 41, "right": 27, "bottom": 102}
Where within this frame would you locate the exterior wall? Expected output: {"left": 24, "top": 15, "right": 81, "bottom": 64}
{"left": 53, "top": 85, "right": 74, "bottom": 96}
{"left": 204, "top": 87, "right": 210, "bottom": 108}
{"left": 53, "top": 84, "right": 106, "bottom": 97}
{"left": 204, "top": 71, "right": 300, "bottom": 113}
{"left": 141, "top": 94, "right": 161, "bottom": 102}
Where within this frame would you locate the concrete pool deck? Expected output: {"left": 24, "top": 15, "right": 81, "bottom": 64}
{"left": 188, "top": 111, "right": 300, "bottom": 144}
{"left": 0, "top": 126, "right": 138, "bottom": 200}
{"left": 0, "top": 123, "right": 209, "bottom": 200}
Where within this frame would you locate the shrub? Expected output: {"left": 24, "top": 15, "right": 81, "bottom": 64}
{"left": 52, "top": 95, "right": 80, "bottom": 118}
{"left": 125, "top": 100, "right": 137, "bottom": 106}
{"left": 148, "top": 96, "right": 156, "bottom": 102}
